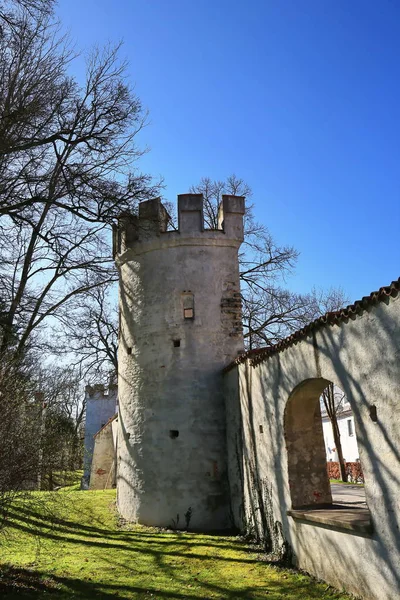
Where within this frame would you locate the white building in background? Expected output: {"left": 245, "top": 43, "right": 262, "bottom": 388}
{"left": 322, "top": 401, "right": 360, "bottom": 463}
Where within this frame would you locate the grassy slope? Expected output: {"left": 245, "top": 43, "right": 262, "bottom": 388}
{"left": 0, "top": 490, "right": 351, "bottom": 599}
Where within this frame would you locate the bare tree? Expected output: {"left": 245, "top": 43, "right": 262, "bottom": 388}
{"left": 321, "top": 383, "right": 348, "bottom": 482}
{"left": 0, "top": 0, "right": 159, "bottom": 505}
{"left": 35, "top": 365, "right": 86, "bottom": 487}
{"left": 0, "top": 3, "right": 160, "bottom": 358}
{"left": 0, "top": 351, "right": 88, "bottom": 524}
{"left": 190, "top": 176, "right": 348, "bottom": 348}
{"left": 0, "top": 211, "right": 113, "bottom": 355}
{"left": 0, "top": 7, "right": 158, "bottom": 221}
{"left": 0, "top": 0, "right": 54, "bottom": 29}
{"left": 0, "top": 351, "right": 41, "bottom": 527}
{"left": 57, "top": 286, "right": 118, "bottom": 381}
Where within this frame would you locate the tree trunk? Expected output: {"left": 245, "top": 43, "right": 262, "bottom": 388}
{"left": 331, "top": 414, "right": 348, "bottom": 482}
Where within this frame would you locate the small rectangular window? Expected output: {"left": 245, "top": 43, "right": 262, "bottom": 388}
{"left": 347, "top": 419, "right": 354, "bottom": 437}
{"left": 182, "top": 292, "right": 194, "bottom": 319}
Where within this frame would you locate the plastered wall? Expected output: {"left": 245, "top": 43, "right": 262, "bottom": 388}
{"left": 82, "top": 384, "right": 118, "bottom": 487}
{"left": 225, "top": 290, "right": 400, "bottom": 600}
{"left": 116, "top": 195, "right": 245, "bottom": 530}
{"left": 89, "top": 416, "right": 118, "bottom": 490}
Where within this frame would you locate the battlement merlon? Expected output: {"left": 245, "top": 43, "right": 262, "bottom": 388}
{"left": 113, "top": 194, "right": 245, "bottom": 256}
{"left": 178, "top": 194, "right": 204, "bottom": 233}
{"left": 85, "top": 383, "right": 118, "bottom": 401}
{"left": 139, "top": 198, "right": 170, "bottom": 233}
{"left": 112, "top": 198, "right": 170, "bottom": 256}
{"left": 218, "top": 195, "right": 245, "bottom": 240}
{"left": 178, "top": 193, "right": 245, "bottom": 239}
{"left": 85, "top": 384, "right": 105, "bottom": 398}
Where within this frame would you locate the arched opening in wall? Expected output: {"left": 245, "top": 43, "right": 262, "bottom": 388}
{"left": 284, "top": 378, "right": 368, "bottom": 516}
{"left": 285, "top": 378, "right": 332, "bottom": 508}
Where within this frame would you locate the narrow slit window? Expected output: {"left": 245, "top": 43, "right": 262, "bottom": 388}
{"left": 169, "top": 430, "right": 179, "bottom": 439}
{"left": 173, "top": 339, "right": 181, "bottom": 347}
{"left": 182, "top": 292, "right": 195, "bottom": 320}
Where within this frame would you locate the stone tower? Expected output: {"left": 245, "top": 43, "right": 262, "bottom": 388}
{"left": 114, "top": 194, "right": 245, "bottom": 530}
{"left": 82, "top": 382, "right": 118, "bottom": 489}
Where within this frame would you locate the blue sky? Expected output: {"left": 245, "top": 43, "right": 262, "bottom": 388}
{"left": 57, "top": 0, "right": 399, "bottom": 302}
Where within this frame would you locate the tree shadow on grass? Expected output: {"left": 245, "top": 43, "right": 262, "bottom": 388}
{"left": 0, "top": 503, "right": 350, "bottom": 600}
{"left": 4, "top": 504, "right": 256, "bottom": 562}
{"left": 0, "top": 564, "right": 348, "bottom": 600}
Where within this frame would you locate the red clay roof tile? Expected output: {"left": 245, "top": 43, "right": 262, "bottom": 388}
{"left": 224, "top": 277, "right": 400, "bottom": 371}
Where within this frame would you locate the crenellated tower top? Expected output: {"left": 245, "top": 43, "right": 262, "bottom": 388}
{"left": 113, "top": 194, "right": 245, "bottom": 258}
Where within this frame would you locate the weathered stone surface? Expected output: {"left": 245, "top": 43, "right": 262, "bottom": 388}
{"left": 116, "top": 196, "right": 245, "bottom": 530}
{"left": 224, "top": 290, "right": 400, "bottom": 600}
{"left": 82, "top": 384, "right": 118, "bottom": 488}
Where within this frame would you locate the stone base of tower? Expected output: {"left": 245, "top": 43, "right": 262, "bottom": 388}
{"left": 117, "top": 477, "right": 231, "bottom": 531}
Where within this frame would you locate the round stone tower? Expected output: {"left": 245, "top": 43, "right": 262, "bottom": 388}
{"left": 114, "top": 194, "right": 245, "bottom": 530}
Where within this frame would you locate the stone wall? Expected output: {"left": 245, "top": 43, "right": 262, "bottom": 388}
{"left": 224, "top": 284, "right": 400, "bottom": 600}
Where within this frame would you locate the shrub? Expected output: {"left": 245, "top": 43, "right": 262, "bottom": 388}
{"left": 327, "top": 461, "right": 364, "bottom": 483}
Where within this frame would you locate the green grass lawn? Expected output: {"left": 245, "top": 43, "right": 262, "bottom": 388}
{"left": 41, "top": 470, "right": 84, "bottom": 491}
{"left": 0, "top": 490, "right": 351, "bottom": 599}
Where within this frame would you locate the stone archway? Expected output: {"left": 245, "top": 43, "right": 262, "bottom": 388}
{"left": 284, "top": 377, "right": 332, "bottom": 508}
